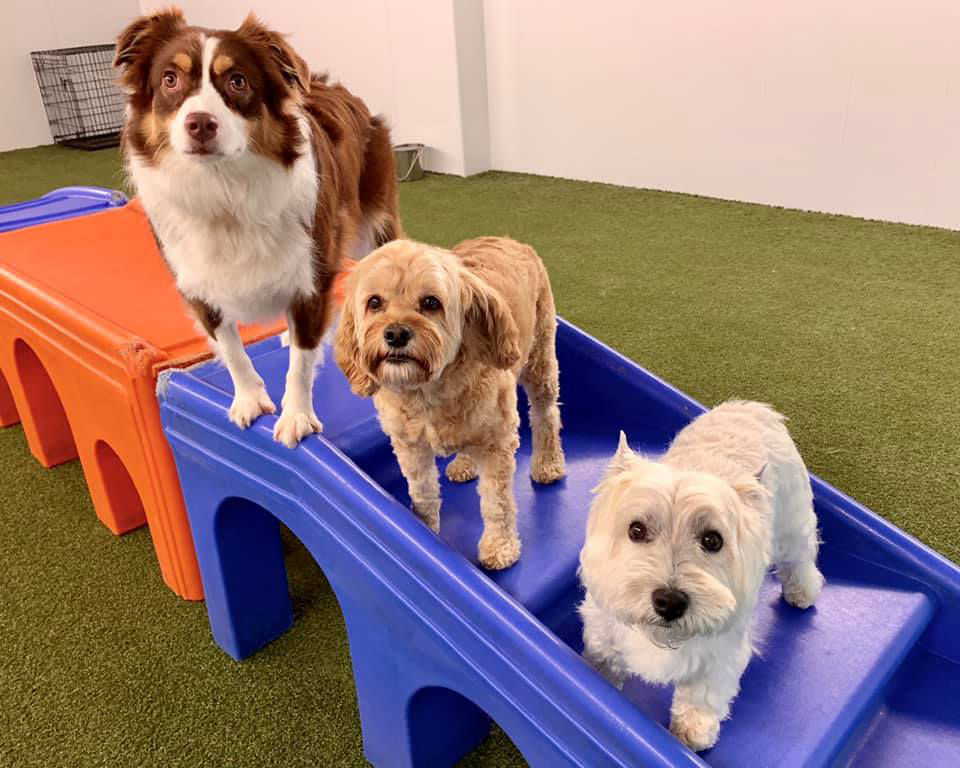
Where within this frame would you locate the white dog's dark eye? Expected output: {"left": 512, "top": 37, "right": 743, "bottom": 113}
{"left": 628, "top": 521, "right": 648, "bottom": 542}
{"left": 229, "top": 73, "right": 247, "bottom": 92}
{"left": 701, "top": 530, "right": 724, "bottom": 552}
{"left": 162, "top": 70, "right": 179, "bottom": 89}
{"left": 420, "top": 295, "right": 442, "bottom": 312}
{"left": 366, "top": 295, "right": 383, "bottom": 311}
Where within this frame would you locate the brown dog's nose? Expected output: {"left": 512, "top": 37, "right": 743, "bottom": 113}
{"left": 384, "top": 324, "right": 412, "bottom": 349}
{"left": 185, "top": 111, "right": 218, "bottom": 143}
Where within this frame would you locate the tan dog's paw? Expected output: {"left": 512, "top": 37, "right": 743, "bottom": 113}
{"left": 477, "top": 530, "right": 521, "bottom": 570}
{"left": 531, "top": 450, "right": 566, "bottom": 484}
{"left": 272, "top": 408, "right": 322, "bottom": 448}
{"left": 446, "top": 454, "right": 478, "bottom": 483}
{"left": 670, "top": 708, "right": 720, "bottom": 752}
{"left": 413, "top": 500, "right": 441, "bottom": 533}
{"left": 228, "top": 385, "right": 276, "bottom": 428}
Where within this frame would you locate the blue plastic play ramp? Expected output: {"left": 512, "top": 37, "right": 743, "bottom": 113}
{"left": 158, "top": 319, "right": 960, "bottom": 768}
{"left": 0, "top": 186, "right": 127, "bottom": 233}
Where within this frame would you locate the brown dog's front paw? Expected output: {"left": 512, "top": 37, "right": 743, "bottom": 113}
{"left": 477, "top": 531, "right": 521, "bottom": 570}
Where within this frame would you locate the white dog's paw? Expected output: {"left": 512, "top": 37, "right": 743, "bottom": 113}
{"left": 445, "top": 454, "right": 478, "bottom": 483}
{"left": 228, "top": 385, "right": 276, "bottom": 428}
{"left": 413, "top": 500, "right": 441, "bottom": 533}
{"left": 477, "top": 530, "right": 521, "bottom": 570}
{"left": 782, "top": 562, "right": 825, "bottom": 609}
{"left": 272, "top": 408, "right": 322, "bottom": 448}
{"left": 531, "top": 448, "right": 566, "bottom": 484}
{"left": 670, "top": 708, "right": 720, "bottom": 752}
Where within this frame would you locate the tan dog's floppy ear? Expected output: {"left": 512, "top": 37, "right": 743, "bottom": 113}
{"left": 333, "top": 291, "right": 379, "bottom": 397}
{"left": 114, "top": 8, "right": 186, "bottom": 92}
{"left": 460, "top": 269, "right": 521, "bottom": 370}
{"left": 238, "top": 13, "right": 310, "bottom": 94}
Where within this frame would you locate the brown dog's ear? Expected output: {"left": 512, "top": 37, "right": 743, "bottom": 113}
{"left": 114, "top": 8, "right": 186, "bottom": 93}
{"left": 460, "top": 268, "right": 521, "bottom": 370}
{"left": 333, "top": 291, "right": 379, "bottom": 397}
{"left": 238, "top": 13, "right": 310, "bottom": 94}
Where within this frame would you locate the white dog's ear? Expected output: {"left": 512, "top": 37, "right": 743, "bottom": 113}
{"left": 730, "top": 473, "right": 773, "bottom": 593}
{"left": 333, "top": 287, "right": 380, "bottom": 397}
{"left": 460, "top": 269, "right": 521, "bottom": 370}
{"left": 731, "top": 474, "right": 769, "bottom": 511}
{"left": 604, "top": 431, "right": 636, "bottom": 479}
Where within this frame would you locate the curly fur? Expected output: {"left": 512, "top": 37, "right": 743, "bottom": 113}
{"left": 334, "top": 237, "right": 566, "bottom": 569}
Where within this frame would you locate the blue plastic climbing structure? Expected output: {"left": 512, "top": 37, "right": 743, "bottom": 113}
{"left": 158, "top": 319, "right": 960, "bottom": 768}
{"left": 0, "top": 186, "right": 127, "bottom": 233}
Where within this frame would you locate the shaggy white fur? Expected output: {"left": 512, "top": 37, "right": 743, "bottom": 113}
{"left": 579, "top": 401, "right": 824, "bottom": 751}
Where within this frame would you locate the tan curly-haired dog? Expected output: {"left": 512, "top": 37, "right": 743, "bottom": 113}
{"left": 334, "top": 237, "right": 566, "bottom": 569}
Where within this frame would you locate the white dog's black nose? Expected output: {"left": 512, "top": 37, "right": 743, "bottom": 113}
{"left": 384, "top": 324, "right": 412, "bottom": 348}
{"left": 652, "top": 587, "right": 689, "bottom": 621}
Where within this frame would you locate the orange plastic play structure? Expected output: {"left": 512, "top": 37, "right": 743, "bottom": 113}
{"left": 0, "top": 200, "right": 283, "bottom": 600}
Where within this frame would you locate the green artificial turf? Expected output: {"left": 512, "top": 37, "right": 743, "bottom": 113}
{"left": 1, "top": 144, "right": 959, "bottom": 767}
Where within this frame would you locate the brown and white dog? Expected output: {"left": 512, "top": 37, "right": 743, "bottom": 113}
{"left": 334, "top": 238, "right": 567, "bottom": 569}
{"left": 114, "top": 8, "right": 400, "bottom": 446}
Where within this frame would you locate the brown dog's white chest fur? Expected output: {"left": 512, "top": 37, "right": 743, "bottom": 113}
{"left": 114, "top": 8, "right": 400, "bottom": 448}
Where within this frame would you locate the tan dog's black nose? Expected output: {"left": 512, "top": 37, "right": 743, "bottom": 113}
{"left": 384, "top": 324, "right": 412, "bottom": 348}
{"left": 185, "top": 112, "right": 218, "bottom": 142}
{"left": 652, "top": 587, "right": 689, "bottom": 621}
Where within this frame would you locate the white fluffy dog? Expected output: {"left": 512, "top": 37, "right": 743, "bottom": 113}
{"left": 579, "top": 401, "right": 824, "bottom": 751}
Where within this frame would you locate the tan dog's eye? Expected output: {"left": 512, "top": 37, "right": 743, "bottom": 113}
{"left": 229, "top": 73, "right": 247, "bottom": 92}
{"left": 420, "top": 295, "right": 442, "bottom": 312}
{"left": 366, "top": 295, "right": 383, "bottom": 311}
{"left": 700, "top": 530, "right": 723, "bottom": 552}
{"left": 628, "top": 521, "right": 649, "bottom": 542}
{"left": 162, "top": 70, "right": 179, "bottom": 89}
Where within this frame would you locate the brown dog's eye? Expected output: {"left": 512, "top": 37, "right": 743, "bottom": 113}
{"left": 229, "top": 73, "right": 247, "bottom": 92}
{"left": 701, "top": 530, "right": 723, "bottom": 552}
{"left": 162, "top": 70, "right": 179, "bottom": 89}
{"left": 366, "top": 295, "right": 383, "bottom": 311}
{"left": 628, "top": 521, "right": 648, "bottom": 543}
{"left": 420, "top": 295, "right": 442, "bottom": 312}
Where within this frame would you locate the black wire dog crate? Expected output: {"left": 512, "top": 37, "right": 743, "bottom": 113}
{"left": 30, "top": 44, "right": 124, "bottom": 150}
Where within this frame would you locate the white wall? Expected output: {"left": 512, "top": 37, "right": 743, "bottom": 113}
{"left": 3, "top": 0, "right": 140, "bottom": 152}
{"left": 9, "top": 2, "right": 960, "bottom": 229}
{"left": 484, "top": 1, "right": 960, "bottom": 230}
{"left": 151, "top": 0, "right": 485, "bottom": 176}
